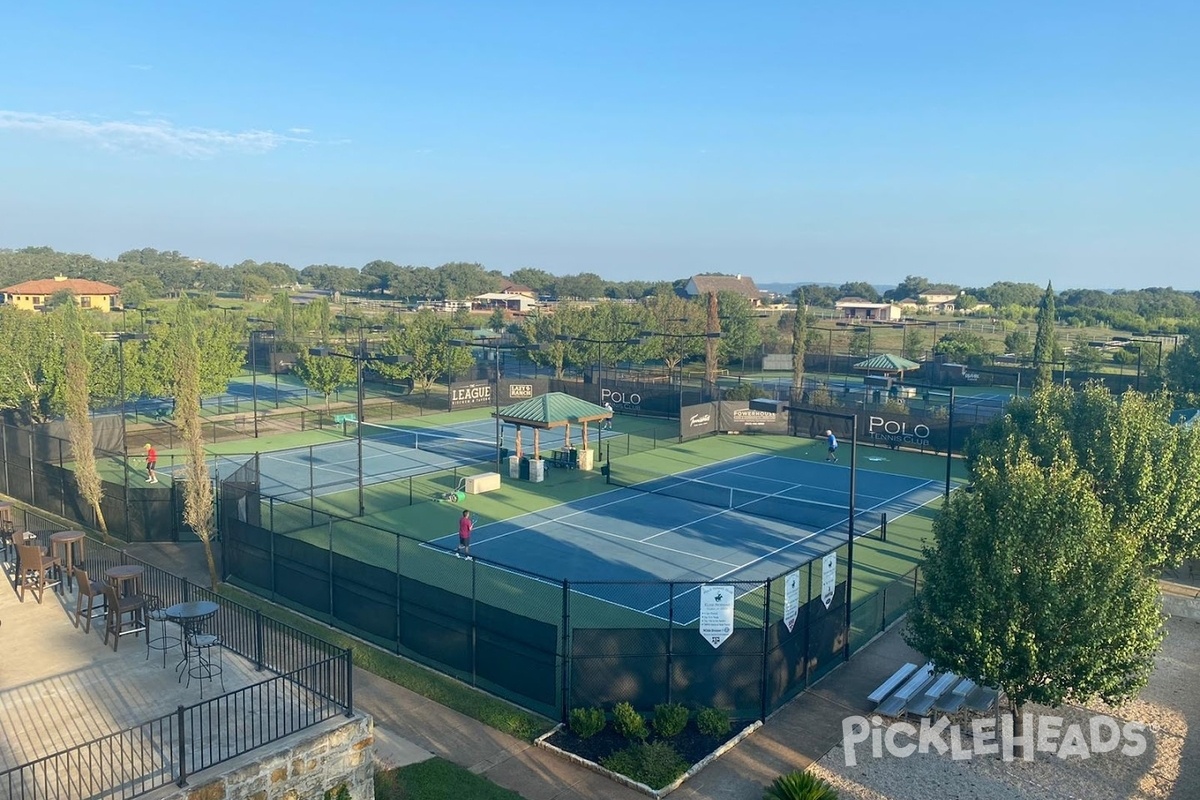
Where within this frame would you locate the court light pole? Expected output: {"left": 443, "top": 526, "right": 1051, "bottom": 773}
{"left": 104, "top": 332, "right": 150, "bottom": 529}
{"left": 247, "top": 323, "right": 276, "bottom": 438}
{"left": 309, "top": 344, "right": 405, "bottom": 517}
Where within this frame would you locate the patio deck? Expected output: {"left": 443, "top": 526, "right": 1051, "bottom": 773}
{"left": 1, "top": 548, "right": 348, "bottom": 796}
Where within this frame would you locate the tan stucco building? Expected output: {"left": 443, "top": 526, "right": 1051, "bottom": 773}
{"left": 1, "top": 275, "right": 121, "bottom": 312}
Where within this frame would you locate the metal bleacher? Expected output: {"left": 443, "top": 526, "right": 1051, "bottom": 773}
{"left": 871, "top": 662, "right": 999, "bottom": 718}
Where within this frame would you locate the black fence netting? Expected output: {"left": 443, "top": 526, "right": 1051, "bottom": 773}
{"left": 220, "top": 467, "right": 922, "bottom": 722}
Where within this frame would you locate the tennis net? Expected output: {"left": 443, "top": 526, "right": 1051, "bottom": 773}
{"left": 351, "top": 421, "right": 496, "bottom": 464}
{"left": 608, "top": 463, "right": 847, "bottom": 530}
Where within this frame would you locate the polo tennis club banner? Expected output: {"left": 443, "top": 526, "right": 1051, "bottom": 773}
{"left": 448, "top": 378, "right": 549, "bottom": 411}
{"left": 680, "top": 401, "right": 789, "bottom": 439}
{"left": 788, "top": 403, "right": 978, "bottom": 455}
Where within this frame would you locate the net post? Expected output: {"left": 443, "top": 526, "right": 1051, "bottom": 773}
{"left": 880, "top": 511, "right": 887, "bottom": 541}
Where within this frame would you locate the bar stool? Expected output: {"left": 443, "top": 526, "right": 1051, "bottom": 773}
{"left": 143, "top": 593, "right": 182, "bottom": 667}
{"left": 185, "top": 632, "right": 224, "bottom": 697}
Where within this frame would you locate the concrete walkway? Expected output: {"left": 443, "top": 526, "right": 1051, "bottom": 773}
{"left": 127, "top": 539, "right": 922, "bottom": 799}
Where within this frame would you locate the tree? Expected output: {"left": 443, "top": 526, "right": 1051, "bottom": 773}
{"left": 516, "top": 306, "right": 586, "bottom": 378}
{"left": 1032, "top": 282, "right": 1057, "bottom": 390}
{"left": 716, "top": 292, "right": 761, "bottom": 372}
{"left": 293, "top": 350, "right": 357, "bottom": 409}
{"left": 641, "top": 291, "right": 701, "bottom": 374}
{"left": 171, "top": 300, "right": 220, "bottom": 587}
{"left": 906, "top": 448, "right": 1162, "bottom": 754}
{"left": 704, "top": 292, "right": 720, "bottom": 393}
{"left": 901, "top": 326, "right": 926, "bottom": 361}
{"left": 1164, "top": 332, "right": 1200, "bottom": 406}
{"left": 486, "top": 306, "right": 508, "bottom": 333}
{"left": 379, "top": 310, "right": 473, "bottom": 400}
{"left": 885, "top": 275, "right": 931, "bottom": 303}
{"left": 509, "top": 268, "right": 556, "bottom": 296}
{"left": 968, "top": 383, "right": 1200, "bottom": 568}
{"left": 933, "top": 330, "right": 990, "bottom": 363}
{"left": 0, "top": 308, "right": 64, "bottom": 422}
{"left": 556, "top": 272, "right": 605, "bottom": 300}
{"left": 120, "top": 280, "right": 151, "bottom": 309}
{"left": 59, "top": 303, "right": 110, "bottom": 541}
{"left": 848, "top": 330, "right": 871, "bottom": 357}
{"left": 436, "top": 262, "right": 499, "bottom": 300}
{"left": 836, "top": 282, "right": 880, "bottom": 302}
{"left": 790, "top": 290, "right": 807, "bottom": 401}
{"left": 1003, "top": 329, "right": 1032, "bottom": 358}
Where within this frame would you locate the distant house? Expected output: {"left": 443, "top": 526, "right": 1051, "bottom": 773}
{"left": 497, "top": 279, "right": 537, "bottom": 299}
{"left": 834, "top": 298, "right": 902, "bottom": 322}
{"left": 1, "top": 275, "right": 121, "bottom": 312}
{"left": 897, "top": 292, "right": 991, "bottom": 316}
{"left": 473, "top": 292, "right": 538, "bottom": 314}
{"left": 684, "top": 274, "right": 764, "bottom": 307}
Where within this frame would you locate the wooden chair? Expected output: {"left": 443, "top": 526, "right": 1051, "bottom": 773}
{"left": 16, "top": 542, "right": 61, "bottom": 603}
{"left": 73, "top": 567, "right": 108, "bottom": 633}
{"left": 101, "top": 583, "right": 146, "bottom": 651}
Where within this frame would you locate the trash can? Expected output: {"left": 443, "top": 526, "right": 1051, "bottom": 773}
{"left": 519, "top": 456, "right": 531, "bottom": 480}
{"left": 500, "top": 446, "right": 510, "bottom": 461}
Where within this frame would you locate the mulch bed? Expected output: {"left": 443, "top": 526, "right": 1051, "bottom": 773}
{"left": 545, "top": 721, "right": 750, "bottom": 770}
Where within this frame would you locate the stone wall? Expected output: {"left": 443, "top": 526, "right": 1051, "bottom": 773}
{"left": 150, "top": 714, "right": 375, "bottom": 800}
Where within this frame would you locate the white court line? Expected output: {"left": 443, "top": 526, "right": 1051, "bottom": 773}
{"left": 553, "top": 518, "right": 744, "bottom": 568}
{"left": 643, "top": 478, "right": 942, "bottom": 617}
{"left": 466, "top": 452, "right": 774, "bottom": 546}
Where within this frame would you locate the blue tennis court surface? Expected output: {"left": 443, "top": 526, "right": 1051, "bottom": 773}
{"left": 427, "top": 453, "right": 942, "bottom": 623}
{"left": 252, "top": 419, "right": 625, "bottom": 502}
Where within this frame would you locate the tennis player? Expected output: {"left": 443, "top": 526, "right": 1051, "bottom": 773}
{"left": 825, "top": 430, "right": 838, "bottom": 463}
{"left": 456, "top": 509, "right": 474, "bottom": 560}
{"left": 144, "top": 443, "right": 159, "bottom": 483}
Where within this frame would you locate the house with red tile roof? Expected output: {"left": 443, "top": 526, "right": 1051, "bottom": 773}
{"left": 1, "top": 275, "right": 121, "bottom": 312}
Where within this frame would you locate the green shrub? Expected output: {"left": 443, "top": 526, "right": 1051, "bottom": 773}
{"left": 723, "top": 383, "right": 770, "bottom": 401}
{"left": 762, "top": 769, "right": 840, "bottom": 800}
{"left": 323, "top": 785, "right": 350, "bottom": 800}
{"left": 652, "top": 703, "right": 689, "bottom": 738}
{"left": 601, "top": 741, "right": 689, "bottom": 790}
{"left": 612, "top": 701, "right": 648, "bottom": 741}
{"left": 695, "top": 706, "right": 731, "bottom": 737}
{"left": 568, "top": 706, "right": 606, "bottom": 739}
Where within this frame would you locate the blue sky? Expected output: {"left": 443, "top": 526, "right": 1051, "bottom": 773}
{"left": 1, "top": 2, "right": 1197, "bottom": 289}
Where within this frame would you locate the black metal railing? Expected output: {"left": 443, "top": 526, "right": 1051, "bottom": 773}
{"left": 1, "top": 506, "right": 353, "bottom": 799}
{"left": 0, "top": 655, "right": 352, "bottom": 799}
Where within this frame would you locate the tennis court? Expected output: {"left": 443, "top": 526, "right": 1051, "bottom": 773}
{"left": 251, "top": 419, "right": 626, "bottom": 502}
{"left": 425, "top": 452, "right": 942, "bottom": 623}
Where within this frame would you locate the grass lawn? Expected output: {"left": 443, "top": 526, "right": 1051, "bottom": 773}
{"left": 375, "top": 759, "right": 523, "bottom": 800}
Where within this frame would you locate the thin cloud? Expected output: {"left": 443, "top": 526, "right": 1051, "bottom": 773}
{"left": 0, "top": 110, "right": 313, "bottom": 158}
{"left": 288, "top": 127, "right": 312, "bottom": 134}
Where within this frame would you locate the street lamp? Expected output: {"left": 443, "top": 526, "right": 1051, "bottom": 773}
{"left": 308, "top": 344, "right": 406, "bottom": 516}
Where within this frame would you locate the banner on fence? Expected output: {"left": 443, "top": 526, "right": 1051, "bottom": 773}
{"left": 680, "top": 402, "right": 718, "bottom": 440}
{"left": 448, "top": 378, "right": 549, "bottom": 411}
{"left": 717, "top": 401, "right": 789, "bottom": 434}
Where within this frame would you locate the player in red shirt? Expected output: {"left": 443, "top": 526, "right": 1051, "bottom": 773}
{"left": 144, "top": 443, "right": 159, "bottom": 483}
{"left": 456, "top": 509, "right": 473, "bottom": 560}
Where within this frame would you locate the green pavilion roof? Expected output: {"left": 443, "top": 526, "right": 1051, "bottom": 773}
{"left": 496, "top": 392, "right": 611, "bottom": 427}
{"left": 852, "top": 353, "right": 922, "bottom": 372}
